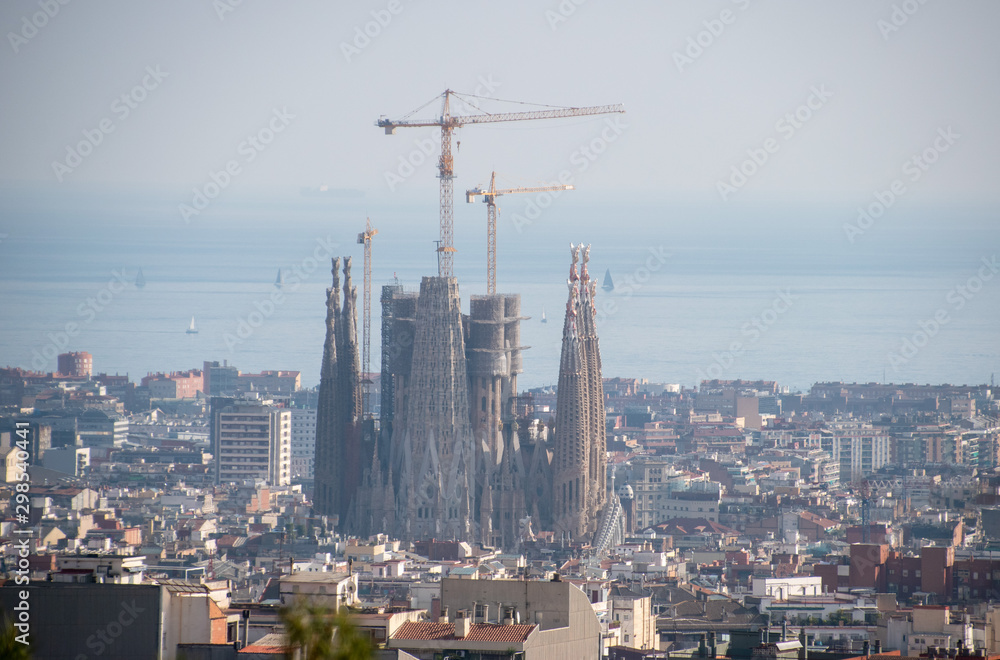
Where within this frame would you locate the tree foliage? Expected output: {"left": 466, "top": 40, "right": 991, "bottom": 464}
{"left": 0, "top": 616, "right": 32, "bottom": 660}
{"left": 280, "top": 601, "right": 373, "bottom": 660}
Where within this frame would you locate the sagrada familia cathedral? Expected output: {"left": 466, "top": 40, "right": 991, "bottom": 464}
{"left": 313, "top": 245, "right": 623, "bottom": 551}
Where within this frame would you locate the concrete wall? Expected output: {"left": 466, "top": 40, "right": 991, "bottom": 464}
{"left": 611, "top": 595, "right": 655, "bottom": 650}
{"left": 164, "top": 592, "right": 213, "bottom": 659}
{"left": 913, "top": 606, "right": 950, "bottom": 634}
{"left": 441, "top": 578, "right": 601, "bottom": 660}
{"left": 0, "top": 583, "right": 165, "bottom": 660}
{"left": 752, "top": 576, "right": 823, "bottom": 598}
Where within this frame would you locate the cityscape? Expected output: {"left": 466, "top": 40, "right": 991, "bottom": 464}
{"left": 1, "top": 3, "right": 999, "bottom": 660}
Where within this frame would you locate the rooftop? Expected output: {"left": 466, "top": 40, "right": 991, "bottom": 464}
{"left": 392, "top": 621, "right": 536, "bottom": 643}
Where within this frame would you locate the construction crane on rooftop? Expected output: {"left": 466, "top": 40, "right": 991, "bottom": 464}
{"left": 357, "top": 218, "right": 378, "bottom": 420}
{"left": 858, "top": 479, "right": 876, "bottom": 543}
{"left": 466, "top": 172, "right": 574, "bottom": 294}
{"left": 377, "top": 90, "right": 624, "bottom": 277}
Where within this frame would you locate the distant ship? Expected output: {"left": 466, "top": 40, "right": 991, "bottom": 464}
{"left": 186, "top": 316, "right": 198, "bottom": 334}
{"left": 602, "top": 268, "right": 614, "bottom": 292}
{"left": 134, "top": 268, "right": 146, "bottom": 289}
{"left": 541, "top": 308, "right": 547, "bottom": 323}
{"left": 300, "top": 185, "right": 365, "bottom": 198}
{"left": 275, "top": 268, "right": 284, "bottom": 288}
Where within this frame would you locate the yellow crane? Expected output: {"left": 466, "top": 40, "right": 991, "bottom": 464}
{"left": 356, "top": 218, "right": 378, "bottom": 419}
{"left": 377, "top": 90, "right": 624, "bottom": 278}
{"left": 466, "top": 172, "right": 574, "bottom": 294}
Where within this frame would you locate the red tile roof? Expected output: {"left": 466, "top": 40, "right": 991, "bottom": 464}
{"left": 467, "top": 624, "right": 535, "bottom": 643}
{"left": 650, "top": 517, "right": 738, "bottom": 535}
{"left": 392, "top": 622, "right": 536, "bottom": 643}
{"left": 393, "top": 622, "right": 455, "bottom": 641}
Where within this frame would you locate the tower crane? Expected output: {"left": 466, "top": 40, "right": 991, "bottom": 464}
{"left": 357, "top": 218, "right": 378, "bottom": 419}
{"left": 377, "top": 90, "right": 624, "bottom": 277}
{"left": 858, "top": 479, "right": 876, "bottom": 543}
{"left": 466, "top": 172, "right": 574, "bottom": 294}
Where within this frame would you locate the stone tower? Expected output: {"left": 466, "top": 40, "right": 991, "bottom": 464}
{"left": 313, "top": 258, "right": 368, "bottom": 528}
{"left": 392, "top": 276, "right": 476, "bottom": 542}
{"left": 578, "top": 247, "right": 607, "bottom": 523}
{"left": 352, "top": 270, "right": 534, "bottom": 547}
{"left": 552, "top": 244, "right": 607, "bottom": 542}
{"left": 378, "top": 282, "right": 404, "bottom": 469}
{"left": 468, "top": 293, "right": 527, "bottom": 549}
{"left": 313, "top": 258, "right": 342, "bottom": 520}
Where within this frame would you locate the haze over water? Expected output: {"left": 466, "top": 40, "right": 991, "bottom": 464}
{"left": 1, "top": 186, "right": 996, "bottom": 393}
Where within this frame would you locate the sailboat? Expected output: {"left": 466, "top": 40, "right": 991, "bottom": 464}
{"left": 541, "top": 308, "right": 547, "bottom": 323}
{"left": 186, "top": 316, "right": 198, "bottom": 334}
{"left": 275, "top": 268, "right": 284, "bottom": 289}
{"left": 602, "top": 268, "right": 614, "bottom": 292}
{"left": 134, "top": 268, "right": 146, "bottom": 289}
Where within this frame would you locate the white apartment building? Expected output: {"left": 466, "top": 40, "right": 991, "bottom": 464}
{"left": 290, "top": 407, "right": 316, "bottom": 480}
{"left": 213, "top": 402, "right": 291, "bottom": 486}
{"left": 821, "top": 422, "right": 891, "bottom": 484}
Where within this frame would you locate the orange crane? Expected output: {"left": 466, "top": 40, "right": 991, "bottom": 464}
{"left": 377, "top": 90, "right": 624, "bottom": 277}
{"left": 466, "top": 172, "right": 574, "bottom": 294}
{"left": 356, "top": 218, "right": 378, "bottom": 419}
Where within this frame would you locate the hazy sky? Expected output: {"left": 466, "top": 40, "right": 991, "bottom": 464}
{"left": 2, "top": 0, "right": 999, "bottom": 204}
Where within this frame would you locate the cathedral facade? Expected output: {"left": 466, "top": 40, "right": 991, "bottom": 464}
{"left": 316, "top": 246, "right": 610, "bottom": 551}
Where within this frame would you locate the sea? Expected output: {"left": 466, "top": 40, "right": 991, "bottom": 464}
{"left": 1, "top": 184, "right": 998, "bottom": 394}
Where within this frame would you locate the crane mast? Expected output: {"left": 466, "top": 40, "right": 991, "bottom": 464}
{"left": 377, "top": 90, "right": 624, "bottom": 278}
{"left": 466, "top": 172, "right": 574, "bottom": 294}
{"left": 357, "top": 218, "right": 378, "bottom": 419}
